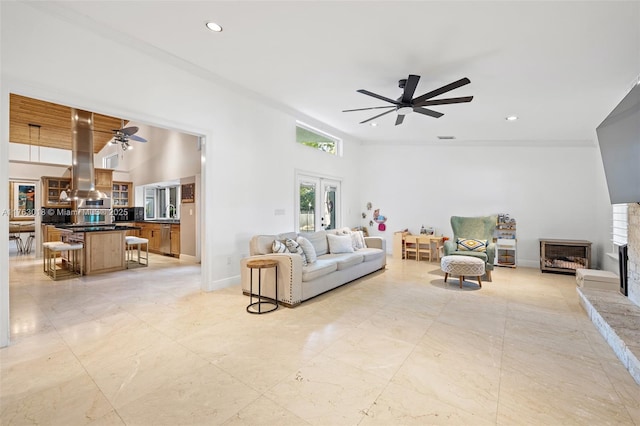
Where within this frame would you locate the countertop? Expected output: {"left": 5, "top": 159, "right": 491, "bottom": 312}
{"left": 114, "top": 219, "right": 180, "bottom": 225}
{"left": 55, "top": 224, "right": 140, "bottom": 233}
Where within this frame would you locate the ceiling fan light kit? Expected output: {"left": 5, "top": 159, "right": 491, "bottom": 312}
{"left": 104, "top": 125, "right": 147, "bottom": 151}
{"left": 343, "top": 74, "right": 473, "bottom": 126}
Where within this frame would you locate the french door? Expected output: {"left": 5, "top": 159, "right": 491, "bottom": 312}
{"left": 296, "top": 174, "right": 341, "bottom": 233}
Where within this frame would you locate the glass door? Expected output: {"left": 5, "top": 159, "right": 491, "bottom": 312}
{"left": 321, "top": 180, "right": 339, "bottom": 230}
{"left": 296, "top": 174, "right": 341, "bottom": 233}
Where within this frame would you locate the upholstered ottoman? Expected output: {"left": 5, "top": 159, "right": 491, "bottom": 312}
{"left": 441, "top": 255, "right": 485, "bottom": 288}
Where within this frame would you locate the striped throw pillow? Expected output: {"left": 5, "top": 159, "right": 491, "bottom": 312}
{"left": 285, "top": 238, "right": 308, "bottom": 266}
{"left": 272, "top": 239, "right": 287, "bottom": 253}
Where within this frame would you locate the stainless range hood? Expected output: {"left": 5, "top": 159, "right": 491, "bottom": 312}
{"left": 62, "top": 108, "right": 108, "bottom": 201}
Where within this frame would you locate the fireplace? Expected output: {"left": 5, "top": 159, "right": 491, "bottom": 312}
{"left": 619, "top": 244, "right": 628, "bottom": 296}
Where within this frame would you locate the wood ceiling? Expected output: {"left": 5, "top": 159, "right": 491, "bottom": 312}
{"left": 9, "top": 94, "right": 126, "bottom": 154}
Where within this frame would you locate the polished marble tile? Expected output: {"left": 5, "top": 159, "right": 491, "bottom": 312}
{"left": 2, "top": 253, "right": 639, "bottom": 425}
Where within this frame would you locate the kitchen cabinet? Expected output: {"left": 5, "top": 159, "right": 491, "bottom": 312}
{"left": 42, "top": 177, "right": 72, "bottom": 207}
{"left": 42, "top": 225, "right": 66, "bottom": 242}
{"left": 117, "top": 222, "right": 139, "bottom": 237}
{"left": 136, "top": 222, "right": 162, "bottom": 252}
{"left": 94, "top": 168, "right": 113, "bottom": 191}
{"left": 112, "top": 181, "right": 133, "bottom": 207}
{"left": 170, "top": 224, "right": 180, "bottom": 257}
{"left": 135, "top": 222, "right": 180, "bottom": 257}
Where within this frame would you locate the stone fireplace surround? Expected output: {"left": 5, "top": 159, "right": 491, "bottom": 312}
{"left": 578, "top": 203, "right": 640, "bottom": 386}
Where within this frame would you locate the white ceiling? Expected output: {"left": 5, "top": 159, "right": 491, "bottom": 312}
{"left": 46, "top": 1, "right": 639, "bottom": 144}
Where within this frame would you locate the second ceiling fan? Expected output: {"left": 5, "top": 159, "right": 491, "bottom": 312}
{"left": 343, "top": 74, "right": 473, "bottom": 126}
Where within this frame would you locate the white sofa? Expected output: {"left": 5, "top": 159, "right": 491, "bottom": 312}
{"left": 240, "top": 229, "right": 386, "bottom": 307}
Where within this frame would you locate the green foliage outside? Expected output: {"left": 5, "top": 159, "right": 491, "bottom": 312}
{"left": 296, "top": 126, "right": 337, "bottom": 154}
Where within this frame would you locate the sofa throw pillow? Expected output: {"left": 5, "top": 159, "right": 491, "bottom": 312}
{"left": 350, "top": 232, "right": 360, "bottom": 250}
{"left": 457, "top": 238, "right": 488, "bottom": 252}
{"left": 327, "top": 233, "right": 355, "bottom": 254}
{"left": 285, "top": 238, "right": 308, "bottom": 266}
{"left": 272, "top": 239, "right": 288, "bottom": 253}
{"left": 296, "top": 236, "right": 317, "bottom": 264}
{"left": 354, "top": 230, "right": 366, "bottom": 250}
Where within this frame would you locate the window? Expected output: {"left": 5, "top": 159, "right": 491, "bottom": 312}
{"left": 103, "top": 153, "right": 119, "bottom": 169}
{"left": 144, "top": 185, "right": 180, "bottom": 220}
{"left": 611, "top": 203, "right": 628, "bottom": 254}
{"left": 296, "top": 122, "right": 341, "bottom": 155}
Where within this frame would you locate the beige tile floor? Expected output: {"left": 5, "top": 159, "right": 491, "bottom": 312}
{"left": 2, "top": 252, "right": 639, "bottom": 425}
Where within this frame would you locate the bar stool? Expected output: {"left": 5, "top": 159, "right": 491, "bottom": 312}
{"left": 42, "top": 241, "right": 65, "bottom": 274}
{"left": 44, "top": 242, "right": 83, "bottom": 280}
{"left": 125, "top": 236, "right": 149, "bottom": 268}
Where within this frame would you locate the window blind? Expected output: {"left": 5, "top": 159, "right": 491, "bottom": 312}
{"left": 612, "top": 203, "right": 628, "bottom": 246}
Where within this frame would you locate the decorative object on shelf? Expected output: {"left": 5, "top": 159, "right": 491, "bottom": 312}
{"left": 495, "top": 213, "right": 517, "bottom": 267}
{"left": 361, "top": 212, "right": 366, "bottom": 219}
{"left": 366, "top": 202, "right": 372, "bottom": 210}
{"left": 420, "top": 225, "right": 435, "bottom": 235}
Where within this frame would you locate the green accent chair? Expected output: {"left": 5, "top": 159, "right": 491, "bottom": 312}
{"left": 444, "top": 215, "right": 498, "bottom": 280}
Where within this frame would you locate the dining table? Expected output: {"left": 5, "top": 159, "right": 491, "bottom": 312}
{"left": 9, "top": 221, "right": 35, "bottom": 254}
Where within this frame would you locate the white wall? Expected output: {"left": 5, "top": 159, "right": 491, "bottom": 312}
{"left": 0, "top": 2, "right": 364, "bottom": 346}
{"left": 96, "top": 123, "right": 201, "bottom": 187}
{"left": 358, "top": 142, "right": 612, "bottom": 268}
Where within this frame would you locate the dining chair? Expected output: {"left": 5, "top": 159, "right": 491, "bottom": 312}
{"left": 404, "top": 235, "right": 419, "bottom": 260}
{"left": 417, "top": 236, "right": 433, "bottom": 262}
{"left": 431, "top": 237, "right": 445, "bottom": 261}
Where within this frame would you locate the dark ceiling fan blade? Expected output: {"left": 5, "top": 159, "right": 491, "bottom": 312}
{"left": 128, "top": 134, "right": 147, "bottom": 142}
{"left": 120, "top": 126, "right": 139, "bottom": 136}
{"left": 401, "top": 74, "right": 420, "bottom": 104}
{"left": 357, "top": 89, "right": 401, "bottom": 106}
{"left": 413, "top": 107, "right": 444, "bottom": 118}
{"left": 411, "top": 78, "right": 471, "bottom": 105}
{"left": 395, "top": 115, "right": 405, "bottom": 126}
{"left": 360, "top": 108, "right": 395, "bottom": 124}
{"left": 415, "top": 96, "right": 474, "bottom": 107}
{"left": 342, "top": 105, "right": 396, "bottom": 113}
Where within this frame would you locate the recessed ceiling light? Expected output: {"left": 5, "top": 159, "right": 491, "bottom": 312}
{"left": 205, "top": 21, "right": 223, "bottom": 32}
{"left": 506, "top": 115, "right": 519, "bottom": 121}
{"left": 370, "top": 122, "right": 377, "bottom": 127}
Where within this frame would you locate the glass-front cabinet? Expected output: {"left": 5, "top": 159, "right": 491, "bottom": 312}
{"left": 42, "top": 177, "right": 71, "bottom": 207}
{"left": 112, "top": 181, "right": 132, "bottom": 207}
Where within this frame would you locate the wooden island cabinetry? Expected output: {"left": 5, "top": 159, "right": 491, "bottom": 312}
{"left": 70, "top": 231, "right": 126, "bottom": 275}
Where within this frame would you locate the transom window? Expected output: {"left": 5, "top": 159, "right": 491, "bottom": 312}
{"left": 296, "top": 122, "right": 341, "bottom": 156}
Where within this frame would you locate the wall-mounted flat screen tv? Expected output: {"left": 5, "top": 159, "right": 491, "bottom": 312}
{"left": 596, "top": 83, "right": 640, "bottom": 204}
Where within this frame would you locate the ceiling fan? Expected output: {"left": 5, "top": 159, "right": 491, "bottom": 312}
{"left": 343, "top": 74, "right": 473, "bottom": 126}
{"left": 110, "top": 126, "right": 147, "bottom": 150}
{"left": 93, "top": 120, "right": 147, "bottom": 151}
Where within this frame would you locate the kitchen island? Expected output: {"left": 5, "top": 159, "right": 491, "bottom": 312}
{"left": 56, "top": 224, "right": 140, "bottom": 275}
